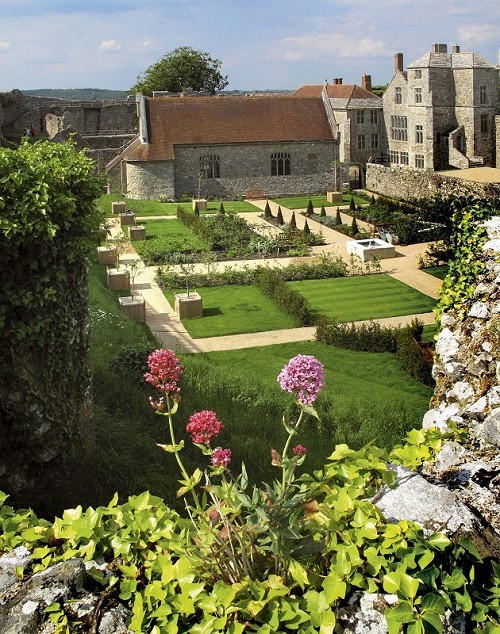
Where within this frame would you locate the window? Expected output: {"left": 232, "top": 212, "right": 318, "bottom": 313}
{"left": 370, "top": 109, "right": 378, "bottom": 124}
{"left": 390, "top": 115, "right": 408, "bottom": 141}
{"left": 415, "top": 154, "right": 425, "bottom": 168}
{"left": 395, "top": 87, "right": 402, "bottom": 104}
{"left": 479, "top": 86, "right": 487, "bottom": 105}
{"left": 414, "top": 69, "right": 422, "bottom": 79}
{"left": 389, "top": 150, "right": 399, "bottom": 164}
{"left": 371, "top": 134, "right": 379, "bottom": 149}
{"left": 357, "top": 134, "right": 366, "bottom": 149}
{"left": 480, "top": 114, "right": 488, "bottom": 134}
{"left": 199, "top": 154, "right": 220, "bottom": 179}
{"left": 356, "top": 110, "right": 365, "bottom": 124}
{"left": 415, "top": 88, "right": 422, "bottom": 103}
{"left": 400, "top": 151, "right": 409, "bottom": 165}
{"left": 271, "top": 152, "right": 290, "bottom": 176}
{"left": 415, "top": 124, "right": 424, "bottom": 143}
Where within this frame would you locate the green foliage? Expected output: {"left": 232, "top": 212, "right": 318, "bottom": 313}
{"left": 264, "top": 200, "right": 272, "bottom": 218}
{"left": 255, "top": 268, "right": 313, "bottom": 326}
{"left": 131, "top": 46, "right": 229, "bottom": 95}
{"left": 306, "top": 199, "right": 314, "bottom": 216}
{"left": 436, "top": 203, "right": 493, "bottom": 318}
{"left": 395, "top": 323, "right": 434, "bottom": 386}
{"left": 303, "top": 219, "right": 311, "bottom": 235}
{"left": 349, "top": 196, "right": 356, "bottom": 212}
{"left": 289, "top": 211, "right": 297, "bottom": 231}
{"left": 276, "top": 206, "right": 284, "bottom": 225}
{"left": 350, "top": 215, "right": 359, "bottom": 236}
{"left": 218, "top": 202, "right": 225, "bottom": 215}
{"left": 320, "top": 204, "right": 326, "bottom": 217}
{"left": 335, "top": 208, "right": 342, "bottom": 226}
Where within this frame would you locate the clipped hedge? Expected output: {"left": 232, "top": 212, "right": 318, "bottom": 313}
{"left": 255, "top": 268, "right": 313, "bottom": 326}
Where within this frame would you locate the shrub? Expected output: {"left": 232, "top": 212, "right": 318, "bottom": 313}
{"left": 335, "top": 208, "right": 342, "bottom": 226}
{"left": 316, "top": 317, "right": 398, "bottom": 352}
{"left": 320, "top": 204, "right": 326, "bottom": 217}
{"left": 303, "top": 219, "right": 311, "bottom": 235}
{"left": 306, "top": 199, "right": 314, "bottom": 216}
{"left": 350, "top": 215, "right": 359, "bottom": 236}
{"left": 395, "top": 323, "right": 435, "bottom": 386}
{"left": 264, "top": 200, "right": 272, "bottom": 218}
{"left": 289, "top": 211, "right": 297, "bottom": 231}
{"left": 218, "top": 202, "right": 226, "bottom": 215}
{"left": 255, "top": 268, "right": 313, "bottom": 325}
{"left": 349, "top": 196, "right": 356, "bottom": 212}
{"left": 276, "top": 206, "right": 284, "bottom": 225}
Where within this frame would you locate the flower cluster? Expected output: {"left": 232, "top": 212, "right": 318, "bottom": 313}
{"left": 144, "top": 349, "right": 183, "bottom": 395}
{"left": 292, "top": 444, "right": 307, "bottom": 457}
{"left": 211, "top": 447, "right": 232, "bottom": 468}
{"left": 186, "top": 410, "right": 224, "bottom": 445}
{"left": 277, "top": 354, "right": 325, "bottom": 405}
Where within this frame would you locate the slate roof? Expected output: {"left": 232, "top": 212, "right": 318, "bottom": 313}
{"left": 122, "top": 95, "right": 334, "bottom": 162}
{"left": 408, "top": 51, "right": 496, "bottom": 70}
{"left": 294, "top": 84, "right": 382, "bottom": 109}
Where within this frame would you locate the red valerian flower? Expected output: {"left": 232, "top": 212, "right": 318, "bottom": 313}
{"left": 144, "top": 349, "right": 183, "bottom": 394}
{"left": 186, "top": 410, "right": 223, "bottom": 445}
{"left": 292, "top": 444, "right": 307, "bottom": 457}
{"left": 211, "top": 447, "right": 232, "bottom": 468}
{"left": 277, "top": 354, "right": 325, "bottom": 405}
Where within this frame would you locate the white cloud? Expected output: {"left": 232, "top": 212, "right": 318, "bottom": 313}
{"left": 457, "top": 24, "right": 497, "bottom": 44}
{"left": 0, "top": 40, "right": 11, "bottom": 52}
{"left": 98, "top": 39, "right": 122, "bottom": 52}
{"left": 274, "top": 33, "right": 388, "bottom": 62}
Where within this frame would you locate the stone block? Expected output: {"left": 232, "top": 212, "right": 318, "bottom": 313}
{"left": 120, "top": 212, "right": 136, "bottom": 226}
{"left": 112, "top": 201, "right": 126, "bottom": 215}
{"left": 129, "top": 225, "right": 146, "bottom": 241}
{"left": 119, "top": 295, "right": 146, "bottom": 322}
{"left": 106, "top": 268, "right": 130, "bottom": 291}
{"left": 97, "top": 246, "right": 117, "bottom": 265}
{"left": 327, "top": 191, "right": 343, "bottom": 204}
{"left": 175, "top": 292, "right": 203, "bottom": 319}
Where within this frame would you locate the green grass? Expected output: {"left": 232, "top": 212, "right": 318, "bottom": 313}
{"left": 288, "top": 275, "right": 436, "bottom": 322}
{"left": 165, "top": 286, "right": 298, "bottom": 337}
{"left": 131, "top": 218, "right": 208, "bottom": 258}
{"left": 273, "top": 193, "right": 370, "bottom": 210}
{"left": 424, "top": 265, "right": 449, "bottom": 280}
{"left": 97, "top": 194, "right": 260, "bottom": 217}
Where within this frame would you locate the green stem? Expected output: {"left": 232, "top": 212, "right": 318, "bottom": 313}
{"left": 281, "top": 408, "right": 304, "bottom": 490}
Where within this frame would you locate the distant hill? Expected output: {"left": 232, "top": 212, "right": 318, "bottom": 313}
{"left": 24, "top": 88, "right": 130, "bottom": 101}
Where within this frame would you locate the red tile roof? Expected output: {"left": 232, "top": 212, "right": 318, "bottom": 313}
{"left": 122, "top": 95, "right": 334, "bottom": 161}
{"left": 295, "top": 84, "right": 378, "bottom": 100}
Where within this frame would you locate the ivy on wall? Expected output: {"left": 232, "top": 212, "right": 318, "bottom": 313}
{"left": 0, "top": 139, "right": 106, "bottom": 506}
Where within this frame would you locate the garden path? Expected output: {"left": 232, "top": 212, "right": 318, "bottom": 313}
{"left": 109, "top": 200, "right": 443, "bottom": 354}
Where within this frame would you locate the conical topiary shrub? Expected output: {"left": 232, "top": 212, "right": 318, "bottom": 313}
{"left": 194, "top": 201, "right": 200, "bottom": 217}
{"left": 320, "top": 204, "right": 326, "bottom": 217}
{"left": 276, "top": 206, "right": 284, "bottom": 225}
{"left": 370, "top": 194, "right": 376, "bottom": 205}
{"left": 219, "top": 202, "right": 226, "bottom": 215}
{"left": 349, "top": 196, "right": 356, "bottom": 213}
{"left": 335, "top": 208, "right": 342, "bottom": 226}
{"left": 289, "top": 211, "right": 297, "bottom": 231}
{"left": 350, "top": 215, "right": 359, "bottom": 236}
{"left": 303, "top": 219, "right": 311, "bottom": 235}
{"left": 306, "top": 199, "right": 314, "bottom": 216}
{"left": 264, "top": 200, "right": 272, "bottom": 219}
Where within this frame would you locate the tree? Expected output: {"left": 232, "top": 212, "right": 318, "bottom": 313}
{"left": 276, "top": 207, "right": 284, "bottom": 225}
{"left": 264, "top": 200, "right": 272, "bottom": 219}
{"left": 306, "top": 199, "right": 314, "bottom": 216}
{"left": 131, "top": 46, "right": 229, "bottom": 95}
{"left": 289, "top": 212, "right": 297, "bottom": 231}
{"left": 320, "top": 204, "right": 326, "bottom": 217}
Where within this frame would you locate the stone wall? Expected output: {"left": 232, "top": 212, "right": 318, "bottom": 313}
{"left": 366, "top": 162, "right": 500, "bottom": 200}
{"left": 125, "top": 161, "right": 176, "bottom": 199}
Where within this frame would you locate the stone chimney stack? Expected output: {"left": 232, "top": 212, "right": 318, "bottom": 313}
{"left": 361, "top": 74, "right": 372, "bottom": 92}
{"left": 433, "top": 43, "right": 448, "bottom": 53}
{"left": 452, "top": 45, "right": 461, "bottom": 53}
{"left": 394, "top": 53, "right": 404, "bottom": 73}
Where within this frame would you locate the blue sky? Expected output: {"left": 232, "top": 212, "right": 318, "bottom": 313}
{"left": 0, "top": 0, "right": 498, "bottom": 92}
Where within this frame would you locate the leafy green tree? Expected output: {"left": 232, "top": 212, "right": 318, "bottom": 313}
{"left": 131, "top": 46, "right": 229, "bottom": 95}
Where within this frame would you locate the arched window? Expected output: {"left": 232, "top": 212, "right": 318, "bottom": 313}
{"left": 199, "top": 154, "right": 220, "bottom": 179}
{"left": 271, "top": 152, "right": 290, "bottom": 176}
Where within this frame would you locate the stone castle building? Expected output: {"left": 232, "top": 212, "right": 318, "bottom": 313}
{"left": 382, "top": 43, "right": 499, "bottom": 171}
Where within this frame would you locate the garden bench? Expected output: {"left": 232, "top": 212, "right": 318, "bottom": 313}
{"left": 246, "top": 189, "right": 266, "bottom": 199}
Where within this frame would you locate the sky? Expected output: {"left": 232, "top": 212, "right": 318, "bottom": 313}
{"left": 0, "top": 0, "right": 498, "bottom": 92}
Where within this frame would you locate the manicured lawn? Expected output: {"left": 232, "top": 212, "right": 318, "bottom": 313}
{"left": 165, "top": 285, "right": 298, "bottom": 337}
{"left": 98, "top": 194, "right": 260, "bottom": 217}
{"left": 131, "top": 218, "right": 207, "bottom": 260}
{"left": 287, "top": 274, "right": 436, "bottom": 322}
{"left": 424, "top": 265, "right": 449, "bottom": 280}
{"left": 273, "top": 193, "right": 370, "bottom": 210}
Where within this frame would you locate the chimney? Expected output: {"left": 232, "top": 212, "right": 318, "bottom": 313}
{"left": 361, "top": 74, "right": 372, "bottom": 92}
{"left": 338, "top": 78, "right": 343, "bottom": 85}
{"left": 433, "top": 43, "right": 448, "bottom": 53}
{"left": 394, "top": 52, "right": 404, "bottom": 73}
{"left": 452, "top": 45, "right": 460, "bottom": 53}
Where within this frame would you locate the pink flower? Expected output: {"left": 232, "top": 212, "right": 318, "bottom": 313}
{"left": 211, "top": 448, "right": 232, "bottom": 468}
{"left": 277, "top": 354, "right": 325, "bottom": 405}
{"left": 293, "top": 444, "right": 307, "bottom": 457}
{"left": 144, "top": 349, "right": 183, "bottom": 395}
{"left": 186, "top": 410, "right": 223, "bottom": 445}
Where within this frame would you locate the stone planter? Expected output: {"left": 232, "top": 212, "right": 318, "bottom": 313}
{"left": 120, "top": 212, "right": 136, "bottom": 226}
{"left": 174, "top": 292, "right": 203, "bottom": 319}
{"left": 106, "top": 268, "right": 130, "bottom": 291}
{"left": 129, "top": 225, "right": 146, "bottom": 241}
{"left": 112, "top": 201, "right": 126, "bottom": 215}
{"left": 119, "top": 295, "right": 146, "bottom": 322}
{"left": 327, "top": 191, "right": 343, "bottom": 204}
{"left": 192, "top": 198, "right": 207, "bottom": 212}
{"left": 97, "top": 246, "right": 117, "bottom": 265}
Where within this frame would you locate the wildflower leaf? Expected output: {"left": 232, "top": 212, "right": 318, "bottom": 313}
{"left": 157, "top": 441, "right": 184, "bottom": 453}
{"left": 301, "top": 403, "right": 320, "bottom": 419}
{"left": 271, "top": 449, "right": 281, "bottom": 467}
{"left": 289, "top": 559, "right": 309, "bottom": 589}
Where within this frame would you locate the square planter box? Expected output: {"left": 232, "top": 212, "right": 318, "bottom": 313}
{"left": 129, "top": 225, "right": 146, "bottom": 241}
{"left": 97, "top": 246, "right": 117, "bottom": 265}
{"left": 107, "top": 268, "right": 130, "bottom": 291}
{"left": 119, "top": 295, "right": 146, "bottom": 322}
{"left": 327, "top": 191, "right": 343, "bottom": 204}
{"left": 174, "top": 292, "right": 203, "bottom": 319}
{"left": 192, "top": 198, "right": 207, "bottom": 212}
{"left": 120, "top": 212, "right": 136, "bottom": 226}
{"left": 112, "top": 201, "right": 126, "bottom": 215}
